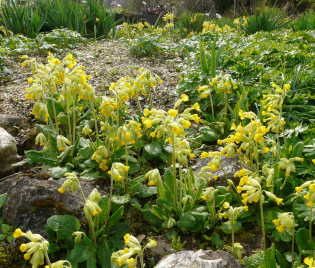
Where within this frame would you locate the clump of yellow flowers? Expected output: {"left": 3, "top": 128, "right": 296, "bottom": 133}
{"left": 14, "top": 228, "right": 71, "bottom": 268}
{"left": 111, "top": 234, "right": 157, "bottom": 268}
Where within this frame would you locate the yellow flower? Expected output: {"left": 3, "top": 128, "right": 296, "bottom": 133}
{"left": 168, "top": 109, "right": 178, "bottom": 117}
{"left": 304, "top": 257, "right": 314, "bottom": 267}
{"left": 28, "top": 77, "right": 34, "bottom": 84}
{"left": 181, "top": 94, "right": 189, "bottom": 101}
{"left": 276, "top": 225, "right": 284, "bottom": 233}
{"left": 312, "top": 159, "right": 315, "bottom": 164}
{"left": 306, "top": 201, "right": 313, "bottom": 207}
{"left": 309, "top": 184, "right": 315, "bottom": 192}
{"left": 193, "top": 102, "right": 200, "bottom": 111}
{"left": 239, "top": 110, "right": 245, "bottom": 120}
{"left": 13, "top": 228, "right": 23, "bottom": 238}
{"left": 263, "top": 147, "right": 270, "bottom": 154}
{"left": 96, "top": 18, "right": 100, "bottom": 23}
{"left": 201, "top": 151, "right": 209, "bottom": 159}
{"left": 272, "top": 219, "right": 280, "bottom": 226}
{"left": 182, "top": 120, "right": 191, "bottom": 129}
{"left": 276, "top": 198, "right": 283, "bottom": 205}
{"left": 283, "top": 83, "right": 290, "bottom": 91}
{"left": 295, "top": 186, "right": 303, "bottom": 193}
{"left": 144, "top": 109, "right": 150, "bottom": 116}
{"left": 192, "top": 114, "right": 200, "bottom": 124}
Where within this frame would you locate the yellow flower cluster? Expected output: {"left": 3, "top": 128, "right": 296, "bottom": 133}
{"left": 219, "top": 111, "right": 269, "bottom": 159}
{"left": 198, "top": 153, "right": 221, "bottom": 182}
{"left": 202, "top": 21, "right": 234, "bottom": 34}
{"left": 261, "top": 82, "right": 290, "bottom": 134}
{"left": 111, "top": 234, "right": 157, "bottom": 268}
{"left": 116, "top": 120, "right": 142, "bottom": 146}
{"left": 219, "top": 202, "right": 247, "bottom": 221}
{"left": 91, "top": 146, "right": 109, "bottom": 171}
{"left": 108, "top": 162, "right": 129, "bottom": 182}
{"left": 84, "top": 188, "right": 102, "bottom": 217}
{"left": 278, "top": 157, "right": 304, "bottom": 178}
{"left": 23, "top": 53, "right": 94, "bottom": 123}
{"left": 233, "top": 16, "right": 248, "bottom": 28}
{"left": 13, "top": 229, "right": 50, "bottom": 268}
{"left": 296, "top": 180, "right": 315, "bottom": 208}
{"left": 272, "top": 212, "right": 294, "bottom": 233}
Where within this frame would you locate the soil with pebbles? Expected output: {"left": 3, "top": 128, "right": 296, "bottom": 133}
{"left": 0, "top": 39, "right": 180, "bottom": 119}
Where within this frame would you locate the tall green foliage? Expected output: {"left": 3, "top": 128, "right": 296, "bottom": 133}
{"left": 0, "top": 0, "right": 46, "bottom": 38}
{"left": 243, "top": 8, "right": 289, "bottom": 35}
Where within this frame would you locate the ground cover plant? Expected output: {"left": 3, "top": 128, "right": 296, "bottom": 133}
{"left": 0, "top": 5, "right": 314, "bottom": 268}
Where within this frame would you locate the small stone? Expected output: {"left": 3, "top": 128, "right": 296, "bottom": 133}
{"left": 0, "top": 127, "right": 20, "bottom": 178}
{"left": 155, "top": 250, "right": 242, "bottom": 268}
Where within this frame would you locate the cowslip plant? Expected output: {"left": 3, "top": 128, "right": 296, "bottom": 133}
{"left": 219, "top": 201, "right": 245, "bottom": 260}
{"left": 262, "top": 82, "right": 291, "bottom": 154}
{"left": 111, "top": 234, "right": 157, "bottom": 268}
{"left": 295, "top": 180, "right": 315, "bottom": 241}
{"left": 272, "top": 212, "right": 295, "bottom": 266}
{"left": 13, "top": 229, "right": 70, "bottom": 268}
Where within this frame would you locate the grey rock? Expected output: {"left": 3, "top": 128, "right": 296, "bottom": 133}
{"left": 195, "top": 155, "right": 243, "bottom": 185}
{"left": 155, "top": 250, "right": 242, "bottom": 268}
{"left": 0, "top": 173, "right": 108, "bottom": 236}
{"left": 0, "top": 114, "right": 30, "bottom": 136}
{"left": 146, "top": 235, "right": 176, "bottom": 260}
{"left": 0, "top": 127, "right": 20, "bottom": 178}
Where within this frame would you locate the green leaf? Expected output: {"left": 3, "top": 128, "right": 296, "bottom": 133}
{"left": 199, "top": 126, "right": 221, "bottom": 142}
{"left": 25, "top": 150, "right": 57, "bottom": 165}
{"left": 177, "top": 212, "right": 196, "bottom": 231}
{"left": 290, "top": 141, "right": 304, "bottom": 158}
{"left": 87, "top": 253, "right": 97, "bottom": 268}
{"left": 293, "top": 199, "right": 315, "bottom": 222}
{"left": 70, "top": 239, "right": 94, "bottom": 263}
{"left": 46, "top": 215, "right": 80, "bottom": 240}
{"left": 108, "top": 206, "right": 124, "bottom": 229}
{"left": 141, "top": 208, "right": 163, "bottom": 227}
{"left": 242, "top": 252, "right": 264, "bottom": 268}
{"left": 152, "top": 205, "right": 167, "bottom": 220}
{"left": 1, "top": 224, "right": 11, "bottom": 234}
{"left": 80, "top": 169, "right": 100, "bottom": 180}
{"left": 78, "top": 147, "right": 93, "bottom": 159}
{"left": 221, "top": 221, "right": 242, "bottom": 234}
{"left": 210, "top": 233, "right": 224, "bottom": 247}
{"left": 138, "top": 185, "right": 157, "bottom": 198}
{"left": 50, "top": 166, "right": 68, "bottom": 178}
{"left": 98, "top": 196, "right": 109, "bottom": 224}
{"left": 111, "top": 194, "right": 130, "bottom": 205}
{"left": 295, "top": 228, "right": 309, "bottom": 250}
{"left": 144, "top": 141, "right": 162, "bottom": 156}
{"left": 97, "top": 242, "right": 113, "bottom": 268}
{"left": 0, "top": 193, "right": 7, "bottom": 209}
{"left": 128, "top": 162, "right": 140, "bottom": 175}
{"left": 261, "top": 243, "right": 277, "bottom": 268}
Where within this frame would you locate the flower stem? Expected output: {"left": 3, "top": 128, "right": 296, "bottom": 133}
{"left": 149, "top": 86, "right": 153, "bottom": 108}
{"left": 292, "top": 217, "right": 295, "bottom": 268}
{"left": 209, "top": 90, "right": 214, "bottom": 118}
{"left": 72, "top": 93, "right": 76, "bottom": 145}
{"left": 105, "top": 177, "right": 114, "bottom": 228}
{"left": 172, "top": 140, "right": 177, "bottom": 209}
{"left": 44, "top": 250, "right": 52, "bottom": 268}
{"left": 125, "top": 144, "right": 128, "bottom": 193}
{"left": 260, "top": 196, "right": 266, "bottom": 254}
{"left": 232, "top": 216, "right": 235, "bottom": 255}
{"left": 179, "top": 165, "right": 183, "bottom": 208}
{"left": 90, "top": 99, "right": 99, "bottom": 143}
{"left": 309, "top": 206, "right": 313, "bottom": 241}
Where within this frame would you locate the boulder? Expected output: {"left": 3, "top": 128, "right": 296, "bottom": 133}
{"left": 0, "top": 173, "right": 108, "bottom": 236}
{"left": 155, "top": 250, "right": 242, "bottom": 268}
{"left": 195, "top": 154, "right": 244, "bottom": 185}
{"left": 0, "top": 114, "right": 30, "bottom": 137}
{"left": 0, "top": 127, "right": 20, "bottom": 178}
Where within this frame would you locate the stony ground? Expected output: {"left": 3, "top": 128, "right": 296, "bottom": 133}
{"left": 0, "top": 39, "right": 180, "bottom": 118}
